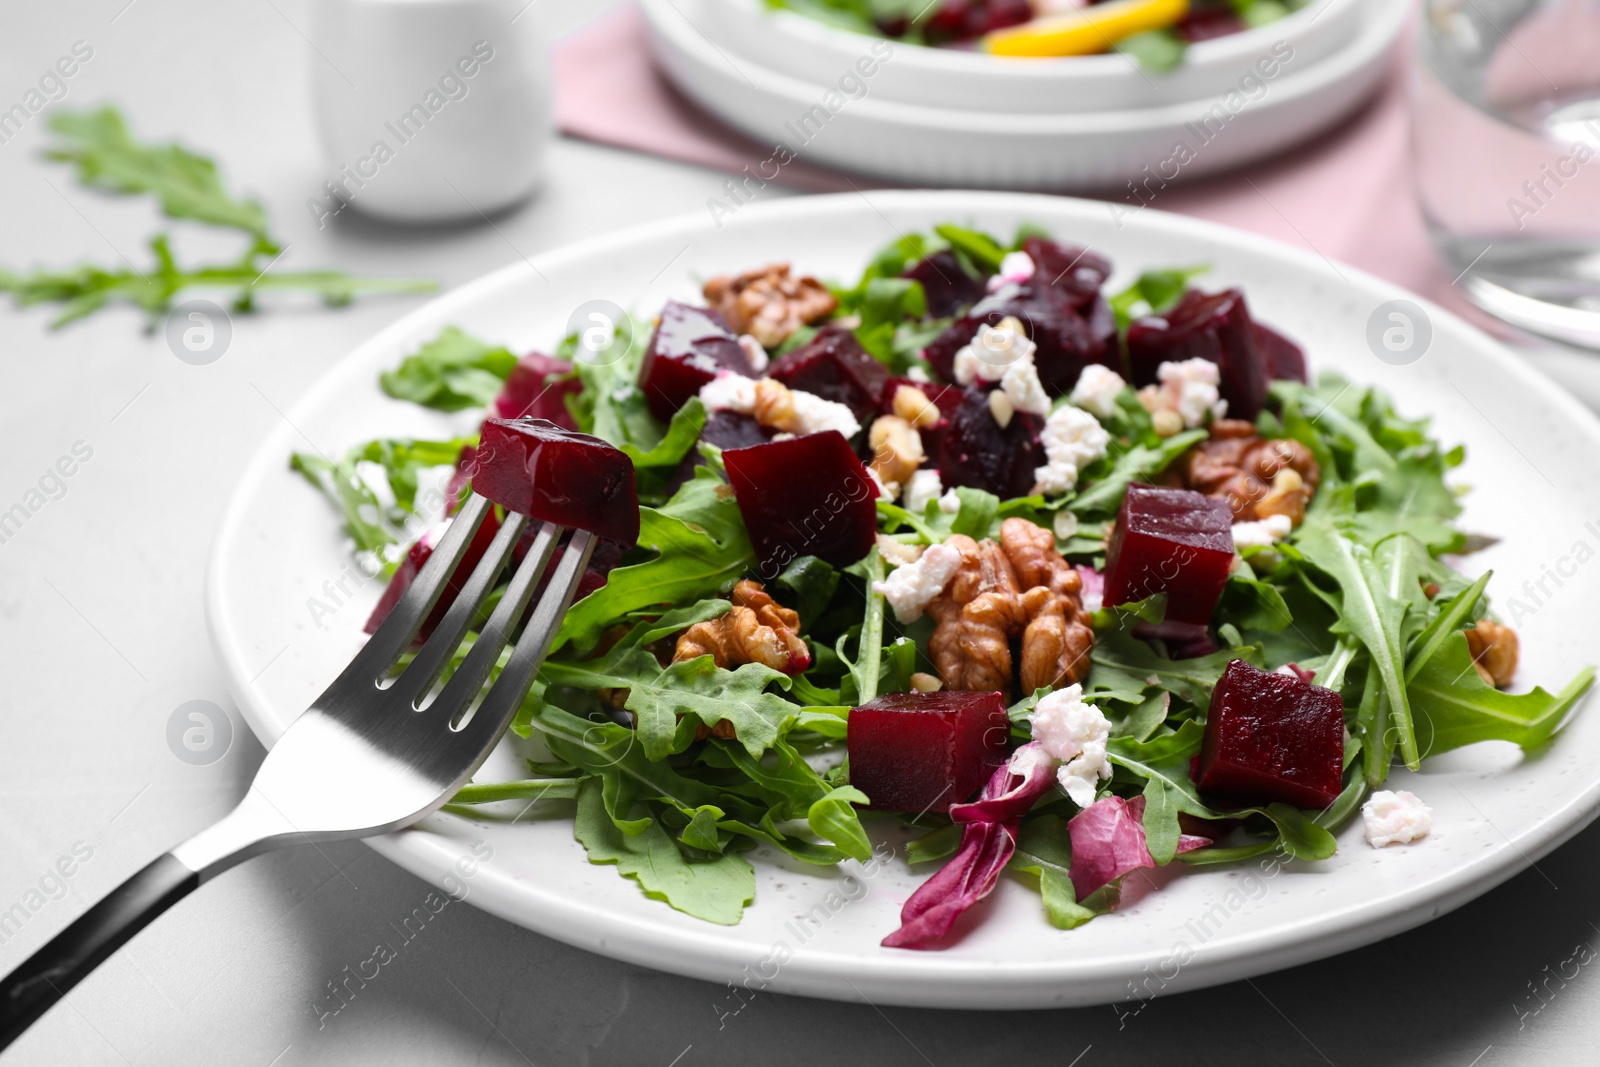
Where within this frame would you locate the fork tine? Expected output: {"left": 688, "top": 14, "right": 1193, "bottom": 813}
{"left": 386, "top": 508, "right": 530, "bottom": 707}
{"left": 458, "top": 528, "right": 596, "bottom": 743}
{"left": 335, "top": 494, "right": 493, "bottom": 690}
{"left": 424, "top": 522, "right": 564, "bottom": 723}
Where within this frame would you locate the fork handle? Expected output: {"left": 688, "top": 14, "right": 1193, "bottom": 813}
{"left": 0, "top": 854, "right": 197, "bottom": 1050}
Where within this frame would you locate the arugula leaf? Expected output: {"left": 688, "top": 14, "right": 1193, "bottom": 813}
{"left": 933, "top": 223, "right": 1007, "bottom": 271}
{"left": 46, "top": 106, "right": 275, "bottom": 245}
{"left": 1294, "top": 521, "right": 1419, "bottom": 768}
{"left": 1091, "top": 628, "right": 1258, "bottom": 707}
{"left": 2, "top": 107, "right": 435, "bottom": 329}
{"left": 1011, "top": 815, "right": 1120, "bottom": 929}
{"left": 379, "top": 327, "right": 518, "bottom": 411}
{"left": 837, "top": 548, "right": 886, "bottom": 705}
{"left": 1405, "top": 572, "right": 1491, "bottom": 681}
{"left": 808, "top": 786, "right": 872, "bottom": 863}
{"left": 855, "top": 277, "right": 927, "bottom": 363}
{"left": 450, "top": 778, "right": 583, "bottom": 805}
{"left": 1409, "top": 634, "right": 1595, "bottom": 757}
{"left": 620, "top": 399, "right": 707, "bottom": 468}
{"left": 1108, "top": 265, "right": 1209, "bottom": 329}
{"left": 290, "top": 436, "right": 469, "bottom": 558}
{"left": 1112, "top": 29, "right": 1189, "bottom": 74}
{"left": 1068, "top": 430, "right": 1207, "bottom": 516}
{"left": 573, "top": 778, "right": 754, "bottom": 925}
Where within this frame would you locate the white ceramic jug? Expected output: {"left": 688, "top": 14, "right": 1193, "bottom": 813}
{"left": 308, "top": 0, "right": 551, "bottom": 225}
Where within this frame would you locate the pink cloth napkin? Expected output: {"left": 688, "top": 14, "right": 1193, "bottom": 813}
{"left": 553, "top": 4, "right": 1469, "bottom": 314}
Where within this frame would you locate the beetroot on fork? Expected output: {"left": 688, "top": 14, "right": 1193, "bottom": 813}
{"left": 471, "top": 417, "right": 640, "bottom": 547}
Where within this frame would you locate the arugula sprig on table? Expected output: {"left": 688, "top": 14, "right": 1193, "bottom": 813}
{"left": 0, "top": 106, "right": 434, "bottom": 329}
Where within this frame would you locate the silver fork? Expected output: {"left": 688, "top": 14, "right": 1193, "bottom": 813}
{"left": 0, "top": 494, "right": 593, "bottom": 1050}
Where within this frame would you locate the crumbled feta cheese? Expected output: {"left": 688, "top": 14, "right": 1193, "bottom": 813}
{"left": 937, "top": 489, "right": 961, "bottom": 513}
{"left": 1069, "top": 364, "right": 1127, "bottom": 421}
{"left": 789, "top": 389, "right": 862, "bottom": 439}
{"left": 986, "top": 250, "right": 1036, "bottom": 292}
{"left": 1363, "top": 790, "right": 1433, "bottom": 848}
{"left": 737, "top": 333, "right": 769, "bottom": 373}
{"left": 952, "top": 317, "right": 1035, "bottom": 386}
{"left": 698, "top": 371, "right": 756, "bottom": 414}
{"left": 1156, "top": 359, "right": 1227, "bottom": 429}
{"left": 1029, "top": 683, "right": 1112, "bottom": 808}
{"left": 1032, "top": 404, "right": 1111, "bottom": 496}
{"left": 905, "top": 469, "right": 944, "bottom": 514}
{"left": 873, "top": 541, "right": 962, "bottom": 623}
{"left": 1231, "top": 514, "right": 1293, "bottom": 548}
{"left": 906, "top": 365, "right": 931, "bottom": 383}
{"left": 698, "top": 373, "right": 859, "bottom": 438}
{"left": 876, "top": 534, "right": 925, "bottom": 568}
{"left": 1053, "top": 510, "right": 1079, "bottom": 540}
{"left": 1000, "top": 358, "right": 1051, "bottom": 418}
{"left": 867, "top": 467, "right": 896, "bottom": 502}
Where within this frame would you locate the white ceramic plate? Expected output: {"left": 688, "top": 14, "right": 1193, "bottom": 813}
{"left": 208, "top": 191, "right": 1600, "bottom": 1010}
{"left": 702, "top": 0, "right": 1364, "bottom": 114}
{"left": 641, "top": 0, "right": 1404, "bottom": 190}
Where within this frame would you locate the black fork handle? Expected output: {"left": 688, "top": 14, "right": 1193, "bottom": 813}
{"left": 0, "top": 854, "right": 198, "bottom": 1051}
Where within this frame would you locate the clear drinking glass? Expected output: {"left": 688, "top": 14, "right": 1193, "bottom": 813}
{"left": 1413, "top": 0, "right": 1600, "bottom": 347}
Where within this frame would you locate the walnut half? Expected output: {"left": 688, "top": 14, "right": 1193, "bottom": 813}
{"left": 1465, "top": 619, "right": 1518, "bottom": 689}
{"left": 675, "top": 579, "right": 810, "bottom": 675}
{"left": 702, "top": 263, "right": 837, "bottom": 349}
{"left": 1169, "top": 419, "right": 1321, "bottom": 525}
{"left": 925, "top": 518, "right": 1094, "bottom": 701}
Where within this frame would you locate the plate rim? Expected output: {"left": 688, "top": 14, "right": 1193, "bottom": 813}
{"left": 207, "top": 189, "right": 1600, "bottom": 1008}
{"left": 707, "top": 0, "right": 1358, "bottom": 76}
{"left": 639, "top": 0, "right": 1405, "bottom": 135}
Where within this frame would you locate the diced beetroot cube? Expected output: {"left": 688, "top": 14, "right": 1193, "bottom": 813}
{"left": 472, "top": 418, "right": 639, "bottom": 546}
{"left": 1196, "top": 659, "right": 1346, "bottom": 810}
{"left": 723, "top": 431, "right": 877, "bottom": 570}
{"left": 923, "top": 284, "right": 1113, "bottom": 397}
{"left": 936, "top": 388, "right": 1045, "bottom": 500}
{"left": 1255, "top": 323, "right": 1308, "bottom": 383}
{"left": 1126, "top": 288, "right": 1271, "bottom": 421}
{"left": 1103, "top": 484, "right": 1234, "bottom": 626}
{"left": 767, "top": 327, "right": 888, "bottom": 423}
{"left": 490, "top": 351, "right": 580, "bottom": 429}
{"left": 901, "top": 250, "right": 987, "bottom": 319}
{"left": 1019, "top": 237, "right": 1112, "bottom": 304}
{"left": 364, "top": 508, "right": 501, "bottom": 639}
{"left": 638, "top": 301, "right": 752, "bottom": 421}
{"left": 848, "top": 691, "right": 1009, "bottom": 812}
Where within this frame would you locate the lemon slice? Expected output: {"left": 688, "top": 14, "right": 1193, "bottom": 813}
{"left": 983, "top": 0, "right": 1190, "bottom": 58}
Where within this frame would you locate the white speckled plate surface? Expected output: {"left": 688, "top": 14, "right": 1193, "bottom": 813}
{"left": 208, "top": 191, "right": 1600, "bottom": 1009}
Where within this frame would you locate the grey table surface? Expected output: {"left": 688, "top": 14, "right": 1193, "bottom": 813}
{"left": 3, "top": 1, "right": 1600, "bottom": 1064}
